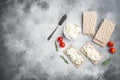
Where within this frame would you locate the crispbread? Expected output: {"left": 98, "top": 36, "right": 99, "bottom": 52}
{"left": 93, "top": 19, "right": 116, "bottom": 47}
{"left": 80, "top": 42, "right": 103, "bottom": 65}
{"left": 63, "top": 45, "right": 85, "bottom": 68}
{"left": 83, "top": 11, "right": 97, "bottom": 36}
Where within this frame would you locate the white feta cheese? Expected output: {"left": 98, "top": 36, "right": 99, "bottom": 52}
{"left": 65, "top": 23, "right": 80, "bottom": 39}
{"left": 66, "top": 48, "right": 83, "bottom": 64}
{"left": 85, "top": 46, "right": 101, "bottom": 61}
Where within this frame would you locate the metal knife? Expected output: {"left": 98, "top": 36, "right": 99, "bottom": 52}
{"left": 47, "top": 14, "right": 67, "bottom": 41}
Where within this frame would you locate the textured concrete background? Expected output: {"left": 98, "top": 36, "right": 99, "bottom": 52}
{"left": 0, "top": 0, "right": 120, "bottom": 80}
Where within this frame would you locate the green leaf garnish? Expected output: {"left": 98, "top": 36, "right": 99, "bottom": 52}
{"left": 54, "top": 41, "right": 58, "bottom": 52}
{"left": 102, "top": 57, "right": 111, "bottom": 65}
{"left": 60, "top": 55, "right": 69, "bottom": 64}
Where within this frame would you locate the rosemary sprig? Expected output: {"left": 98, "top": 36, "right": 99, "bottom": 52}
{"left": 54, "top": 41, "right": 58, "bottom": 52}
{"left": 102, "top": 57, "right": 111, "bottom": 65}
{"left": 60, "top": 55, "right": 69, "bottom": 64}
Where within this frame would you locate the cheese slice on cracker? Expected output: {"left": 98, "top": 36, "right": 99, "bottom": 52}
{"left": 83, "top": 11, "right": 97, "bottom": 36}
{"left": 64, "top": 45, "right": 85, "bottom": 68}
{"left": 80, "top": 42, "right": 103, "bottom": 65}
{"left": 93, "top": 19, "right": 116, "bottom": 47}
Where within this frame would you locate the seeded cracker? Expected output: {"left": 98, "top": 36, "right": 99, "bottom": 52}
{"left": 80, "top": 42, "right": 103, "bottom": 65}
{"left": 63, "top": 45, "right": 85, "bottom": 68}
{"left": 83, "top": 11, "right": 97, "bottom": 36}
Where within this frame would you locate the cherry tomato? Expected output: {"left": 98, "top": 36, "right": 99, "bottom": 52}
{"left": 60, "top": 42, "right": 65, "bottom": 48}
{"left": 109, "top": 47, "right": 116, "bottom": 54}
{"left": 57, "top": 36, "right": 63, "bottom": 43}
{"left": 107, "top": 41, "right": 114, "bottom": 47}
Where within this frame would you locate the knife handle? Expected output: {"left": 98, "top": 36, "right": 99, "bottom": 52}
{"left": 47, "top": 26, "right": 59, "bottom": 40}
{"left": 58, "top": 14, "right": 67, "bottom": 25}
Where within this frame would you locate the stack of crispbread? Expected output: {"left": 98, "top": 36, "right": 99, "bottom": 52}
{"left": 93, "top": 19, "right": 116, "bottom": 47}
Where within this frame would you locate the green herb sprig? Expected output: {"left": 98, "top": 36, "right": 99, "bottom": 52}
{"left": 102, "top": 57, "right": 111, "bottom": 65}
{"left": 60, "top": 55, "right": 69, "bottom": 64}
{"left": 54, "top": 41, "right": 58, "bottom": 52}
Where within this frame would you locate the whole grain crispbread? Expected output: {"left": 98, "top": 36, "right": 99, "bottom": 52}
{"left": 80, "top": 42, "right": 103, "bottom": 65}
{"left": 93, "top": 19, "right": 116, "bottom": 47}
{"left": 63, "top": 45, "right": 85, "bottom": 68}
{"left": 83, "top": 11, "right": 97, "bottom": 36}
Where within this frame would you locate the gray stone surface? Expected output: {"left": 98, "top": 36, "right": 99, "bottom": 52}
{"left": 0, "top": 0, "right": 120, "bottom": 80}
